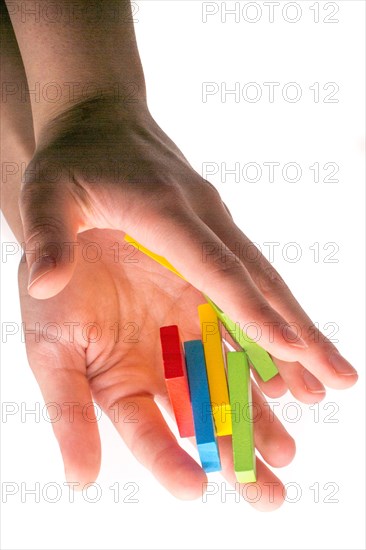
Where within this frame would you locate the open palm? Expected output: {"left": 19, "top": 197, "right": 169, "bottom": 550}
{"left": 19, "top": 228, "right": 296, "bottom": 510}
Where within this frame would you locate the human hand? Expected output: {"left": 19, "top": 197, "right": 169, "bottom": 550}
{"left": 18, "top": 229, "right": 296, "bottom": 511}
{"left": 20, "top": 99, "right": 357, "bottom": 395}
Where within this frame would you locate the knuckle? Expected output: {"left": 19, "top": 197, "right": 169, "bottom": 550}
{"left": 155, "top": 181, "right": 185, "bottom": 204}
{"left": 201, "top": 249, "right": 244, "bottom": 287}
{"left": 24, "top": 216, "right": 64, "bottom": 241}
{"left": 128, "top": 179, "right": 184, "bottom": 210}
{"left": 222, "top": 201, "right": 233, "bottom": 219}
{"left": 201, "top": 178, "right": 221, "bottom": 198}
{"left": 255, "top": 264, "right": 288, "bottom": 297}
{"left": 193, "top": 179, "right": 227, "bottom": 217}
{"left": 303, "top": 323, "right": 335, "bottom": 348}
{"left": 150, "top": 185, "right": 188, "bottom": 218}
{"left": 207, "top": 248, "right": 242, "bottom": 272}
{"left": 257, "top": 300, "right": 276, "bottom": 318}
{"left": 19, "top": 181, "right": 57, "bottom": 220}
{"left": 22, "top": 216, "right": 66, "bottom": 260}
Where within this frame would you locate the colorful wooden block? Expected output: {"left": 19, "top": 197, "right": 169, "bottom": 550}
{"left": 205, "top": 297, "right": 278, "bottom": 382}
{"left": 198, "top": 303, "right": 232, "bottom": 436}
{"left": 227, "top": 351, "right": 256, "bottom": 483}
{"left": 124, "top": 234, "right": 278, "bottom": 382}
{"left": 124, "top": 235, "right": 184, "bottom": 280}
{"left": 160, "top": 326, "right": 195, "bottom": 438}
{"left": 184, "top": 340, "right": 221, "bottom": 473}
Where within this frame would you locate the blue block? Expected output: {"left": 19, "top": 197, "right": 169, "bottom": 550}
{"left": 184, "top": 340, "right": 221, "bottom": 473}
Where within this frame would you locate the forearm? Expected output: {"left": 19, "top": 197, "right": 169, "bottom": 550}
{"left": 1, "top": 0, "right": 35, "bottom": 243}
{"left": 5, "top": 0, "right": 147, "bottom": 141}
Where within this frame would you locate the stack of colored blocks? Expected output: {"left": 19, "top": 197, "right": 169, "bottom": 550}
{"left": 160, "top": 304, "right": 258, "bottom": 483}
{"left": 125, "top": 234, "right": 279, "bottom": 484}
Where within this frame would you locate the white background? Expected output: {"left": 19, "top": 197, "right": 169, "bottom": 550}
{"left": 1, "top": 1, "right": 365, "bottom": 549}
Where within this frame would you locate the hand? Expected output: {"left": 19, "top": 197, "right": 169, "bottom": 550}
{"left": 21, "top": 98, "right": 357, "bottom": 394}
{"left": 18, "top": 229, "right": 296, "bottom": 511}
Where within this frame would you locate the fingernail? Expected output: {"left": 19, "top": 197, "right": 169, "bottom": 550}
{"left": 28, "top": 255, "right": 56, "bottom": 290}
{"left": 283, "top": 327, "right": 308, "bottom": 349}
{"left": 329, "top": 352, "right": 358, "bottom": 376}
{"left": 303, "top": 370, "right": 325, "bottom": 394}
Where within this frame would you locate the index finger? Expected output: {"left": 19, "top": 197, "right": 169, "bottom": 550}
{"left": 123, "top": 206, "right": 308, "bottom": 363}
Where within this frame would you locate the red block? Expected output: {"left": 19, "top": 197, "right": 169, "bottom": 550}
{"left": 160, "top": 326, "right": 195, "bottom": 438}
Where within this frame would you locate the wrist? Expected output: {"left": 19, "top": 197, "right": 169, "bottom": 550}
{"left": 33, "top": 79, "right": 148, "bottom": 144}
{"left": 35, "top": 92, "right": 151, "bottom": 150}
{"left": 6, "top": 0, "right": 147, "bottom": 140}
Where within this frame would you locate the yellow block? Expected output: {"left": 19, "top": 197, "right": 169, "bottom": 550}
{"left": 124, "top": 234, "right": 185, "bottom": 280}
{"left": 198, "top": 303, "right": 232, "bottom": 436}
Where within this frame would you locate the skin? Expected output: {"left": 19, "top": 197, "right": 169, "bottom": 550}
{"left": 0, "top": 0, "right": 358, "bottom": 510}
{"left": 18, "top": 228, "right": 296, "bottom": 510}
{"left": 3, "top": 0, "right": 358, "bottom": 381}
{"left": 16, "top": 97, "right": 358, "bottom": 388}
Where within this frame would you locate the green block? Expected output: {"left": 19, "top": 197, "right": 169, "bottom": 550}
{"left": 204, "top": 296, "right": 278, "bottom": 382}
{"left": 227, "top": 351, "right": 256, "bottom": 484}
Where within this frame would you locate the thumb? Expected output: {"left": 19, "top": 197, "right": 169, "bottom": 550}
{"left": 20, "top": 180, "right": 81, "bottom": 299}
